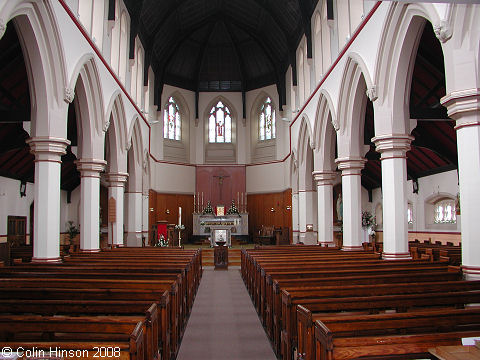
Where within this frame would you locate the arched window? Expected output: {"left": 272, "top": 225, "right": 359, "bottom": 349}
{"left": 209, "top": 101, "right": 231, "bottom": 143}
{"left": 259, "top": 97, "right": 276, "bottom": 141}
{"left": 434, "top": 198, "right": 456, "bottom": 224}
{"left": 407, "top": 203, "right": 413, "bottom": 224}
{"left": 163, "top": 97, "right": 181, "bottom": 140}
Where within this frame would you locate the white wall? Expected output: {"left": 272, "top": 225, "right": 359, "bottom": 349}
{"left": 246, "top": 163, "right": 290, "bottom": 193}
{"left": 152, "top": 163, "right": 195, "bottom": 194}
{"left": 369, "top": 170, "right": 460, "bottom": 234}
{"left": 0, "top": 177, "right": 74, "bottom": 241}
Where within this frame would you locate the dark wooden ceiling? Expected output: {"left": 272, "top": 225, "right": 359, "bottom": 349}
{"left": 122, "top": 0, "right": 320, "bottom": 108}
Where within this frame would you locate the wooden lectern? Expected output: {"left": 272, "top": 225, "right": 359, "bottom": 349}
{"left": 214, "top": 242, "right": 228, "bottom": 269}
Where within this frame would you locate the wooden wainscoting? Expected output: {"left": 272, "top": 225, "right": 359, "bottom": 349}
{"left": 247, "top": 189, "right": 292, "bottom": 244}
{"left": 149, "top": 191, "right": 194, "bottom": 245}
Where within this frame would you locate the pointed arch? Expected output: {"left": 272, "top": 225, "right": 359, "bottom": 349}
{"left": 104, "top": 92, "right": 128, "bottom": 173}
{"left": 297, "top": 115, "right": 314, "bottom": 165}
{"left": 127, "top": 117, "right": 144, "bottom": 192}
{"left": 337, "top": 54, "right": 370, "bottom": 157}
{"left": 2, "top": 1, "right": 68, "bottom": 136}
{"left": 72, "top": 57, "right": 105, "bottom": 159}
{"left": 313, "top": 90, "right": 337, "bottom": 171}
{"left": 374, "top": 2, "right": 442, "bottom": 134}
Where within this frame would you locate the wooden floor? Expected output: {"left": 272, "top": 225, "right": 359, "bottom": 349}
{"left": 176, "top": 268, "right": 276, "bottom": 360}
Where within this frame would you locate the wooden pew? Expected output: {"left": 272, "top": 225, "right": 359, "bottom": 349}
{"left": 0, "top": 295, "right": 164, "bottom": 360}
{"left": 274, "top": 270, "right": 462, "bottom": 360}
{"left": 312, "top": 307, "right": 480, "bottom": 360}
{"left": 296, "top": 289, "right": 480, "bottom": 360}
{"left": 0, "top": 277, "right": 178, "bottom": 360}
{"left": 0, "top": 314, "right": 146, "bottom": 360}
{"left": 1, "top": 247, "right": 201, "bottom": 360}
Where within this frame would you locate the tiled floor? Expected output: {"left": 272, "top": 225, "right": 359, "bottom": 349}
{"left": 176, "top": 267, "right": 276, "bottom": 360}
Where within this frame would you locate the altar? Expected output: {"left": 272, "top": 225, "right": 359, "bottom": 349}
{"left": 193, "top": 214, "right": 248, "bottom": 247}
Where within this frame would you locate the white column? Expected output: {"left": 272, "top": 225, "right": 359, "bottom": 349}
{"left": 298, "top": 190, "right": 307, "bottom": 243}
{"left": 75, "top": 159, "right": 106, "bottom": 252}
{"left": 142, "top": 192, "right": 149, "bottom": 245}
{"left": 292, "top": 192, "right": 299, "bottom": 243}
{"left": 26, "top": 137, "right": 70, "bottom": 262}
{"left": 442, "top": 89, "right": 480, "bottom": 279}
{"left": 373, "top": 135, "right": 413, "bottom": 260}
{"left": 126, "top": 191, "right": 143, "bottom": 246}
{"left": 336, "top": 158, "right": 366, "bottom": 251}
{"left": 106, "top": 172, "right": 128, "bottom": 247}
{"left": 313, "top": 171, "right": 336, "bottom": 247}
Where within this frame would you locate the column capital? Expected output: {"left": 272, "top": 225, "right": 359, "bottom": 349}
{"left": 106, "top": 172, "right": 129, "bottom": 186}
{"left": 441, "top": 88, "right": 480, "bottom": 123}
{"left": 312, "top": 171, "right": 336, "bottom": 186}
{"left": 75, "top": 158, "right": 107, "bottom": 178}
{"left": 372, "top": 134, "right": 414, "bottom": 160}
{"left": 26, "top": 137, "right": 70, "bottom": 162}
{"left": 335, "top": 157, "right": 366, "bottom": 176}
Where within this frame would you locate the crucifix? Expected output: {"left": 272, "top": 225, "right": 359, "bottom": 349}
{"left": 213, "top": 174, "right": 230, "bottom": 200}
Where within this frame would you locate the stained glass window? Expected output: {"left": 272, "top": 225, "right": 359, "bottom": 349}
{"left": 209, "top": 101, "right": 232, "bottom": 143}
{"left": 163, "top": 97, "right": 181, "bottom": 140}
{"left": 259, "top": 97, "right": 275, "bottom": 140}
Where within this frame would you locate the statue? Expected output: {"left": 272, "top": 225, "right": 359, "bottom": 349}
{"left": 336, "top": 193, "right": 343, "bottom": 222}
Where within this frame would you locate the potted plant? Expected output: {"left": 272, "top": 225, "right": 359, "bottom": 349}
{"left": 65, "top": 221, "right": 79, "bottom": 254}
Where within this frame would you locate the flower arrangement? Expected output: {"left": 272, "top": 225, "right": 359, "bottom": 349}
{"left": 362, "top": 211, "right": 375, "bottom": 229}
{"left": 154, "top": 234, "right": 169, "bottom": 247}
{"left": 203, "top": 201, "right": 214, "bottom": 215}
{"left": 227, "top": 199, "right": 239, "bottom": 215}
{"left": 175, "top": 224, "right": 185, "bottom": 231}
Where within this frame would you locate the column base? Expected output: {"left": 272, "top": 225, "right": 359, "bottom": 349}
{"left": 341, "top": 245, "right": 364, "bottom": 251}
{"left": 31, "top": 257, "right": 62, "bottom": 263}
{"left": 382, "top": 252, "right": 412, "bottom": 260}
{"left": 319, "top": 241, "right": 336, "bottom": 247}
{"left": 462, "top": 265, "right": 480, "bottom": 280}
{"left": 80, "top": 249, "right": 101, "bottom": 253}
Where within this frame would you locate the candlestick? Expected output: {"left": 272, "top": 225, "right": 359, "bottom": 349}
{"left": 194, "top": 193, "right": 196, "bottom": 213}
{"left": 202, "top": 192, "right": 204, "bottom": 211}
{"left": 237, "top": 192, "right": 239, "bottom": 207}
{"left": 245, "top": 192, "right": 247, "bottom": 212}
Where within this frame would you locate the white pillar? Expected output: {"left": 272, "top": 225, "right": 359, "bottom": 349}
{"left": 292, "top": 192, "right": 299, "bottom": 243}
{"left": 373, "top": 135, "right": 413, "bottom": 260}
{"left": 106, "top": 172, "right": 128, "bottom": 247}
{"left": 442, "top": 89, "right": 480, "bottom": 279}
{"left": 298, "top": 190, "right": 307, "bottom": 243}
{"left": 336, "top": 157, "right": 366, "bottom": 251}
{"left": 26, "top": 137, "right": 70, "bottom": 262}
{"left": 313, "top": 171, "right": 336, "bottom": 247}
{"left": 126, "top": 191, "right": 143, "bottom": 246}
{"left": 75, "top": 159, "right": 106, "bottom": 252}
{"left": 142, "top": 192, "right": 149, "bottom": 245}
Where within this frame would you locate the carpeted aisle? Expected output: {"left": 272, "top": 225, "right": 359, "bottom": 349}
{"left": 176, "top": 267, "right": 277, "bottom": 360}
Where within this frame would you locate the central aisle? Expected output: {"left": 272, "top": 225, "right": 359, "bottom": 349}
{"left": 177, "top": 268, "right": 277, "bottom": 360}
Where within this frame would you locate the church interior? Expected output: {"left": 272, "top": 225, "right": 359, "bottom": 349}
{"left": 0, "top": 0, "right": 480, "bottom": 359}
